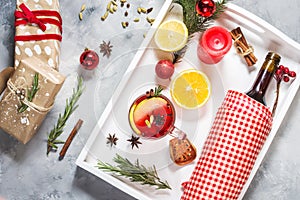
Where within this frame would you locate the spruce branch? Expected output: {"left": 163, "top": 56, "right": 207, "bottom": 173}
{"left": 47, "top": 76, "right": 84, "bottom": 155}
{"left": 96, "top": 154, "right": 171, "bottom": 190}
{"left": 18, "top": 73, "right": 39, "bottom": 113}
{"left": 173, "top": 0, "right": 230, "bottom": 35}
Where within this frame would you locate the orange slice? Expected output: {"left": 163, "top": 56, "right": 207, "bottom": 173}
{"left": 170, "top": 69, "right": 211, "bottom": 109}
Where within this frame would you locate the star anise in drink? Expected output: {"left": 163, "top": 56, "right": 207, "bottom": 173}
{"left": 127, "top": 135, "right": 142, "bottom": 149}
{"left": 100, "top": 40, "right": 113, "bottom": 58}
{"left": 106, "top": 133, "right": 118, "bottom": 147}
{"left": 153, "top": 115, "right": 165, "bottom": 126}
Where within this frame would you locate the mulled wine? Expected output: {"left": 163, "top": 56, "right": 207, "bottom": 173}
{"left": 129, "top": 94, "right": 175, "bottom": 139}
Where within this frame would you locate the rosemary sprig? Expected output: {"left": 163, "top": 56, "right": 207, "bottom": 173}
{"left": 173, "top": 0, "right": 230, "bottom": 35}
{"left": 18, "top": 73, "right": 39, "bottom": 113}
{"left": 47, "top": 76, "right": 84, "bottom": 155}
{"left": 97, "top": 154, "right": 171, "bottom": 190}
{"left": 154, "top": 85, "right": 163, "bottom": 97}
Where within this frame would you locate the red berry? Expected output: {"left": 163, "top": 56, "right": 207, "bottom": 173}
{"left": 279, "top": 65, "right": 285, "bottom": 70}
{"left": 155, "top": 60, "right": 175, "bottom": 79}
{"left": 275, "top": 69, "right": 283, "bottom": 76}
{"left": 283, "top": 76, "right": 290, "bottom": 82}
{"left": 80, "top": 48, "right": 99, "bottom": 70}
{"left": 289, "top": 71, "right": 296, "bottom": 78}
{"left": 283, "top": 67, "right": 289, "bottom": 74}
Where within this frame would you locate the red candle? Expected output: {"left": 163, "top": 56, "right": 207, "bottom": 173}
{"left": 197, "top": 26, "right": 232, "bottom": 64}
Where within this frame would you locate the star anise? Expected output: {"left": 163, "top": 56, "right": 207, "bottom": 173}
{"left": 153, "top": 115, "right": 165, "bottom": 126}
{"left": 99, "top": 40, "right": 113, "bottom": 58}
{"left": 106, "top": 133, "right": 118, "bottom": 147}
{"left": 127, "top": 135, "right": 142, "bottom": 149}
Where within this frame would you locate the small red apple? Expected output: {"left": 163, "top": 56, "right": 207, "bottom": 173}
{"left": 155, "top": 60, "right": 175, "bottom": 79}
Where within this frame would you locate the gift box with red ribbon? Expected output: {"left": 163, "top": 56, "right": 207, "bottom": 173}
{"left": 0, "top": 0, "right": 64, "bottom": 143}
{"left": 181, "top": 90, "right": 273, "bottom": 200}
{"left": 14, "top": 0, "right": 62, "bottom": 70}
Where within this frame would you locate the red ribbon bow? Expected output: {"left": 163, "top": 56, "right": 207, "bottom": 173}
{"left": 16, "top": 3, "right": 46, "bottom": 32}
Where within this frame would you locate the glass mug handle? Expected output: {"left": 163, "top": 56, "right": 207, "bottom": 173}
{"left": 169, "top": 126, "right": 187, "bottom": 140}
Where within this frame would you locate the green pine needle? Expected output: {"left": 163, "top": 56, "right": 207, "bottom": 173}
{"left": 97, "top": 154, "right": 172, "bottom": 190}
{"left": 47, "top": 76, "right": 84, "bottom": 155}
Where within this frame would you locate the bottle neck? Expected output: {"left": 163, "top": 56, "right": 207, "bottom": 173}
{"left": 246, "top": 58, "right": 279, "bottom": 105}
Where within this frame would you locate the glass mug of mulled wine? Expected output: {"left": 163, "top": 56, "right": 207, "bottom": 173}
{"left": 128, "top": 87, "right": 197, "bottom": 166}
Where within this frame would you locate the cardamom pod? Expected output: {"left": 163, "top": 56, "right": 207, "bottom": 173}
{"left": 101, "top": 11, "right": 109, "bottom": 21}
{"left": 80, "top": 4, "right": 86, "bottom": 12}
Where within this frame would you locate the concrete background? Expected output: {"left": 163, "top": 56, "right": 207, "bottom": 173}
{"left": 0, "top": 0, "right": 299, "bottom": 199}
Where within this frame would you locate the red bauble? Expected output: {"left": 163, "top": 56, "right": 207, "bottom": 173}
{"left": 155, "top": 60, "right": 175, "bottom": 79}
{"left": 80, "top": 48, "right": 99, "bottom": 70}
{"left": 195, "top": 0, "right": 216, "bottom": 17}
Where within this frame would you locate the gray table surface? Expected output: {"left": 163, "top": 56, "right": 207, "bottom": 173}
{"left": 0, "top": 0, "right": 299, "bottom": 199}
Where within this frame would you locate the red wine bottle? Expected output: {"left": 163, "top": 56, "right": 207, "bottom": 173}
{"left": 246, "top": 52, "right": 281, "bottom": 105}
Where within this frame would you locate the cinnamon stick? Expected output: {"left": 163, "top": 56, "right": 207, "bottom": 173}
{"left": 59, "top": 119, "right": 83, "bottom": 160}
{"left": 230, "top": 27, "right": 257, "bottom": 66}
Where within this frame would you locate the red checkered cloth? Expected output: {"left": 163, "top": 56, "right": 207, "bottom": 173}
{"left": 181, "top": 90, "right": 273, "bottom": 200}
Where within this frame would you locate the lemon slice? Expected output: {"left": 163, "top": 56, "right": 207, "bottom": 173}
{"left": 170, "top": 69, "right": 211, "bottom": 109}
{"left": 154, "top": 19, "right": 188, "bottom": 52}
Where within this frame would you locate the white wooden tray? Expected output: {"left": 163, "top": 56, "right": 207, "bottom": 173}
{"left": 76, "top": 1, "right": 300, "bottom": 199}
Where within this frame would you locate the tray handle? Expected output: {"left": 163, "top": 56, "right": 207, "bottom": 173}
{"left": 226, "top": 3, "right": 300, "bottom": 52}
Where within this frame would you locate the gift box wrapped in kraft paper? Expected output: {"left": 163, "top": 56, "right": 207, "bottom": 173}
{"left": 0, "top": 58, "right": 65, "bottom": 144}
{"left": 14, "top": 0, "right": 62, "bottom": 70}
{"left": 181, "top": 90, "right": 273, "bottom": 200}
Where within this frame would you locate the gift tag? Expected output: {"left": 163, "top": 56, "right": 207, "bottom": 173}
{"left": 169, "top": 138, "right": 197, "bottom": 166}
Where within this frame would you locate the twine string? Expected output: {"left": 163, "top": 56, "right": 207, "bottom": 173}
{"left": 4, "top": 78, "right": 52, "bottom": 113}
{"left": 234, "top": 34, "right": 254, "bottom": 57}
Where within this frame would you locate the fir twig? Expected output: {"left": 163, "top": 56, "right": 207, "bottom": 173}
{"left": 173, "top": 0, "right": 230, "bottom": 35}
{"left": 47, "top": 76, "right": 84, "bottom": 155}
{"left": 96, "top": 154, "right": 171, "bottom": 190}
{"left": 18, "top": 73, "right": 39, "bottom": 113}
